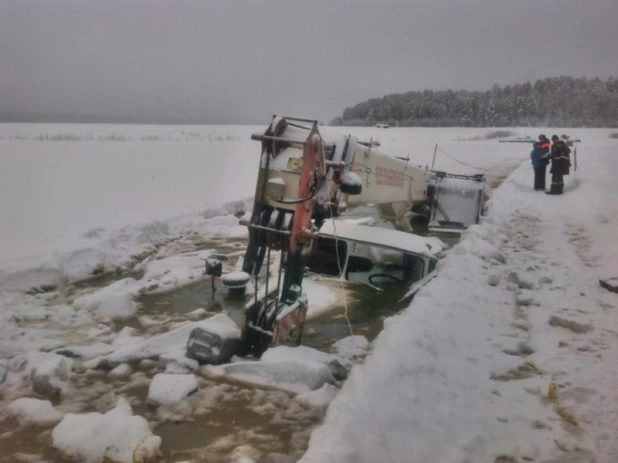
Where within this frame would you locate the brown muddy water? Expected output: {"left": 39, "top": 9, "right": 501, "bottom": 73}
{"left": 0, "top": 160, "right": 521, "bottom": 463}
{"left": 0, "top": 371, "right": 323, "bottom": 463}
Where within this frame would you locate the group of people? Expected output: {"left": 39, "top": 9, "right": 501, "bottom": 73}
{"left": 530, "top": 134, "right": 572, "bottom": 195}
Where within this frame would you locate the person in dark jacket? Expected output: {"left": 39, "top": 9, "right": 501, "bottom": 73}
{"left": 530, "top": 135, "right": 550, "bottom": 190}
{"left": 547, "top": 135, "right": 571, "bottom": 195}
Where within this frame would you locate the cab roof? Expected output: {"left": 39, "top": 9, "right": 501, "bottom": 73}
{"left": 318, "top": 220, "right": 445, "bottom": 257}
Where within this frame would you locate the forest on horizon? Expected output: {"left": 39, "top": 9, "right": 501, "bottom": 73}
{"left": 330, "top": 76, "right": 618, "bottom": 128}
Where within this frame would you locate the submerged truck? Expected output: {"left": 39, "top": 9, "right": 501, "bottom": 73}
{"left": 202, "top": 116, "right": 486, "bottom": 355}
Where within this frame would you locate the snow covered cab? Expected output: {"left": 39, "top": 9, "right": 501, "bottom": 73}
{"left": 308, "top": 219, "right": 442, "bottom": 291}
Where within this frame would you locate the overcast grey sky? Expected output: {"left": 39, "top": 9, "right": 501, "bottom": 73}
{"left": 1, "top": 0, "right": 617, "bottom": 124}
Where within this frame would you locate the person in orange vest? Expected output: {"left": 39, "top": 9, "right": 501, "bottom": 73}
{"left": 530, "top": 134, "right": 550, "bottom": 191}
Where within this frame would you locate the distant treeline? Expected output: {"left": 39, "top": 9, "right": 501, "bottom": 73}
{"left": 330, "top": 76, "right": 618, "bottom": 128}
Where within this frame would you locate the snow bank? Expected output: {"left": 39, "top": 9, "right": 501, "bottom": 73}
{"left": 8, "top": 398, "right": 64, "bottom": 425}
{"left": 52, "top": 397, "right": 161, "bottom": 463}
{"left": 85, "top": 313, "right": 240, "bottom": 369}
{"left": 147, "top": 373, "right": 198, "bottom": 405}
{"left": 301, "top": 143, "right": 618, "bottom": 462}
{"left": 207, "top": 359, "right": 335, "bottom": 394}
{"left": 300, "top": 184, "right": 528, "bottom": 462}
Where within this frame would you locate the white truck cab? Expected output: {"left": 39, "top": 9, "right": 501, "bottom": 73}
{"left": 307, "top": 219, "right": 444, "bottom": 292}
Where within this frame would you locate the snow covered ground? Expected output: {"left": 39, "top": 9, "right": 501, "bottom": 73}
{"left": 301, "top": 134, "right": 618, "bottom": 463}
{"left": 1, "top": 123, "right": 617, "bottom": 462}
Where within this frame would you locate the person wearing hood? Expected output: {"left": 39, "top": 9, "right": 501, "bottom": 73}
{"left": 530, "top": 134, "right": 550, "bottom": 191}
{"left": 547, "top": 134, "right": 571, "bottom": 195}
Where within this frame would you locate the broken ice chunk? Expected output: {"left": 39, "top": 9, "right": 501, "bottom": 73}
{"left": 147, "top": 373, "right": 198, "bottom": 405}
{"left": 27, "top": 353, "right": 74, "bottom": 399}
{"left": 208, "top": 359, "right": 335, "bottom": 394}
{"left": 52, "top": 397, "right": 161, "bottom": 463}
{"left": 8, "top": 398, "right": 64, "bottom": 426}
